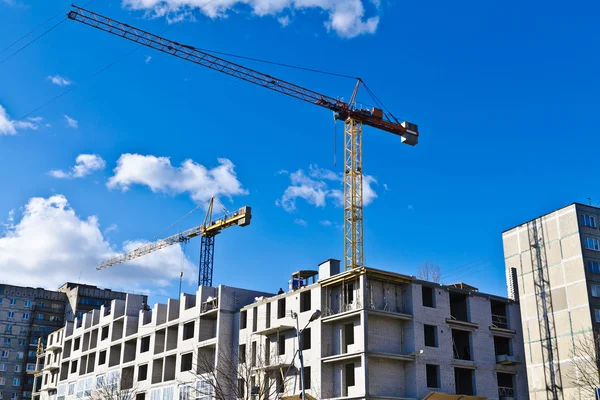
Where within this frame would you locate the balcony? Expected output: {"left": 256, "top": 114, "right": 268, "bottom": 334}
{"left": 498, "top": 386, "right": 515, "bottom": 400}
{"left": 496, "top": 354, "right": 520, "bottom": 365}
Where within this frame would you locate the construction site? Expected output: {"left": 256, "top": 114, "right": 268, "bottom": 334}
{"left": 1, "top": 1, "right": 600, "bottom": 400}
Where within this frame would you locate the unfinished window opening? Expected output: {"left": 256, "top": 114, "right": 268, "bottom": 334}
{"left": 494, "top": 336, "right": 512, "bottom": 358}
{"left": 497, "top": 372, "right": 515, "bottom": 398}
{"left": 238, "top": 344, "right": 246, "bottom": 364}
{"left": 63, "top": 340, "right": 72, "bottom": 359}
{"left": 240, "top": 311, "right": 247, "bottom": 330}
{"left": 123, "top": 339, "right": 137, "bottom": 363}
{"left": 449, "top": 292, "right": 469, "bottom": 322}
{"left": 422, "top": 286, "right": 435, "bottom": 308}
{"left": 303, "top": 366, "right": 311, "bottom": 390}
{"left": 426, "top": 364, "right": 440, "bottom": 388}
{"left": 181, "top": 353, "right": 193, "bottom": 372}
{"left": 79, "top": 356, "right": 87, "bottom": 375}
{"left": 101, "top": 326, "right": 109, "bottom": 341}
{"left": 301, "top": 328, "right": 311, "bottom": 350}
{"left": 300, "top": 291, "right": 311, "bottom": 313}
{"left": 70, "top": 360, "right": 77, "bottom": 374}
{"left": 424, "top": 325, "right": 438, "bottom": 347}
{"left": 111, "top": 320, "right": 124, "bottom": 341}
{"left": 251, "top": 342, "right": 257, "bottom": 367}
{"left": 264, "top": 337, "right": 271, "bottom": 365}
{"left": 252, "top": 307, "right": 258, "bottom": 332}
{"left": 277, "top": 298, "right": 286, "bottom": 319}
{"left": 237, "top": 379, "right": 245, "bottom": 398}
{"left": 344, "top": 363, "right": 355, "bottom": 393}
{"left": 278, "top": 334, "right": 285, "bottom": 356}
{"left": 344, "top": 283, "right": 355, "bottom": 307}
{"left": 59, "top": 362, "right": 68, "bottom": 381}
{"left": 86, "top": 353, "right": 96, "bottom": 374}
{"left": 454, "top": 367, "right": 474, "bottom": 395}
{"left": 344, "top": 323, "right": 355, "bottom": 352}
{"left": 82, "top": 332, "right": 90, "bottom": 352}
{"left": 197, "top": 348, "right": 215, "bottom": 375}
{"left": 98, "top": 350, "right": 106, "bottom": 365}
{"left": 277, "top": 373, "right": 284, "bottom": 393}
{"left": 73, "top": 337, "right": 80, "bottom": 351}
{"left": 491, "top": 300, "right": 508, "bottom": 329}
{"left": 166, "top": 325, "right": 178, "bottom": 351}
{"left": 151, "top": 358, "right": 163, "bottom": 384}
{"left": 121, "top": 366, "right": 134, "bottom": 390}
{"left": 90, "top": 329, "right": 98, "bottom": 350}
{"left": 265, "top": 303, "right": 271, "bottom": 329}
{"left": 154, "top": 329, "right": 166, "bottom": 354}
{"left": 140, "top": 336, "right": 150, "bottom": 353}
{"left": 183, "top": 321, "right": 194, "bottom": 340}
{"left": 135, "top": 394, "right": 145, "bottom": 400}
{"left": 452, "top": 329, "right": 472, "bottom": 360}
{"left": 138, "top": 364, "right": 148, "bottom": 381}
{"left": 109, "top": 344, "right": 121, "bottom": 367}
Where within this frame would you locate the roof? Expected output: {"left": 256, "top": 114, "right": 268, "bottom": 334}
{"left": 291, "top": 270, "right": 318, "bottom": 280}
{"left": 500, "top": 201, "right": 600, "bottom": 233}
{"left": 422, "top": 393, "right": 486, "bottom": 400}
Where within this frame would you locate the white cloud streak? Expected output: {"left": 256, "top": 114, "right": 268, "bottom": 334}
{"left": 145, "top": 55, "right": 152, "bottom": 64}
{"left": 0, "top": 105, "right": 40, "bottom": 135}
{"left": 50, "top": 154, "right": 106, "bottom": 179}
{"left": 0, "top": 195, "right": 195, "bottom": 290}
{"left": 107, "top": 154, "right": 247, "bottom": 203}
{"left": 122, "top": 0, "right": 380, "bottom": 38}
{"left": 277, "top": 164, "right": 377, "bottom": 212}
{"left": 64, "top": 115, "right": 78, "bottom": 128}
{"left": 294, "top": 218, "right": 308, "bottom": 227}
{"left": 47, "top": 75, "right": 72, "bottom": 86}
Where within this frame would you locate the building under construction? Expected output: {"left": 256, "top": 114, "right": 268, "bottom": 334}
{"left": 35, "top": 260, "right": 527, "bottom": 400}
{"left": 503, "top": 202, "right": 600, "bottom": 399}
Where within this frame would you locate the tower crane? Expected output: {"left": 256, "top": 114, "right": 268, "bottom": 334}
{"left": 68, "top": 6, "right": 420, "bottom": 271}
{"left": 98, "top": 197, "right": 252, "bottom": 287}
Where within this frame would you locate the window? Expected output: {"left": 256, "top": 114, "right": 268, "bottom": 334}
{"left": 26, "top": 364, "right": 35, "bottom": 372}
{"left": 237, "top": 379, "right": 245, "bottom": 398}
{"left": 141, "top": 336, "right": 150, "bottom": 352}
{"left": 68, "top": 383, "right": 75, "bottom": 395}
{"left": 196, "top": 379, "right": 213, "bottom": 400}
{"left": 181, "top": 353, "right": 193, "bottom": 372}
{"left": 252, "top": 307, "right": 258, "bottom": 332}
{"left": 71, "top": 360, "right": 78, "bottom": 373}
{"left": 278, "top": 298, "right": 286, "bottom": 319}
{"left": 24, "top": 300, "right": 31, "bottom": 307}
{"left": 595, "top": 309, "right": 600, "bottom": 323}
{"left": 278, "top": 334, "right": 285, "bottom": 355}
{"left": 138, "top": 364, "right": 148, "bottom": 381}
{"left": 251, "top": 342, "right": 257, "bottom": 367}
{"left": 300, "top": 291, "right": 311, "bottom": 312}
{"left": 22, "top": 313, "right": 29, "bottom": 320}
{"left": 183, "top": 322, "right": 194, "bottom": 340}
{"left": 277, "top": 374, "right": 284, "bottom": 393}
{"left": 589, "top": 261, "right": 600, "bottom": 274}
{"left": 101, "top": 326, "right": 109, "bottom": 340}
{"left": 12, "top": 352, "right": 19, "bottom": 360}
{"left": 3, "top": 338, "right": 8, "bottom": 345}
{"left": 4, "top": 325, "right": 12, "bottom": 334}
{"left": 10, "top": 395, "right": 16, "bottom": 400}
{"left": 13, "top": 379, "right": 20, "bottom": 387}
{"left": 0, "top": 364, "right": 5, "bottom": 371}
{"left": 73, "top": 337, "right": 80, "bottom": 351}
{"left": 582, "top": 214, "right": 597, "bottom": 228}
{"left": 238, "top": 344, "right": 246, "bottom": 364}
{"left": 455, "top": 367, "right": 474, "bottom": 395}
{"left": 239, "top": 311, "right": 247, "bottom": 330}
{"left": 422, "top": 286, "right": 435, "bottom": 308}
{"left": 19, "top": 340, "right": 25, "bottom": 346}
{"left": 345, "top": 323, "right": 354, "bottom": 346}
{"left": 36, "top": 314, "right": 43, "bottom": 320}
{"left": 585, "top": 237, "right": 600, "bottom": 251}
{"left": 345, "top": 363, "right": 355, "bottom": 387}
{"left": 14, "top": 365, "right": 21, "bottom": 373}
{"left": 593, "top": 285, "right": 600, "bottom": 298}
{"left": 301, "top": 328, "right": 311, "bottom": 350}
{"left": 0, "top": 377, "right": 4, "bottom": 385}
{"left": 9, "top": 299, "right": 16, "bottom": 306}
{"left": 179, "top": 385, "right": 191, "bottom": 400}
{"left": 303, "top": 366, "right": 311, "bottom": 390}
{"left": 1, "top": 351, "right": 7, "bottom": 358}
{"left": 38, "top": 302, "right": 44, "bottom": 308}
{"left": 426, "top": 364, "right": 440, "bottom": 388}
{"left": 7, "top": 311, "right": 14, "bottom": 319}
{"left": 424, "top": 325, "right": 437, "bottom": 347}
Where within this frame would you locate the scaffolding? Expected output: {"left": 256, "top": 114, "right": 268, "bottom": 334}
{"left": 528, "top": 218, "right": 563, "bottom": 399}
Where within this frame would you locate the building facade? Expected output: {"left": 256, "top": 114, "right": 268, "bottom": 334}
{"left": 0, "top": 283, "right": 143, "bottom": 400}
{"left": 36, "top": 260, "right": 527, "bottom": 400}
{"left": 503, "top": 203, "right": 600, "bottom": 399}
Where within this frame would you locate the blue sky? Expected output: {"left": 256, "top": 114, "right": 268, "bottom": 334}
{"left": 1, "top": 0, "right": 599, "bottom": 305}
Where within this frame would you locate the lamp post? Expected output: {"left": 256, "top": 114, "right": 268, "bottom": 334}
{"left": 291, "top": 309, "right": 321, "bottom": 399}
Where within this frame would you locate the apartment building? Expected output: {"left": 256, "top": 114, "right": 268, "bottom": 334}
{"left": 36, "top": 260, "right": 527, "bottom": 400}
{"left": 0, "top": 283, "right": 142, "bottom": 400}
{"left": 503, "top": 202, "right": 600, "bottom": 399}
{"left": 240, "top": 260, "right": 527, "bottom": 399}
{"left": 35, "top": 285, "right": 271, "bottom": 400}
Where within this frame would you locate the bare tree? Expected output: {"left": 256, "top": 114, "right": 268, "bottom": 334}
{"left": 418, "top": 260, "right": 441, "bottom": 283}
{"left": 564, "top": 331, "right": 600, "bottom": 399}
{"left": 89, "top": 372, "right": 137, "bottom": 400}
{"left": 184, "top": 344, "right": 319, "bottom": 400}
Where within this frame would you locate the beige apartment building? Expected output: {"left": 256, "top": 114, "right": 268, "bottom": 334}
{"left": 503, "top": 202, "right": 600, "bottom": 399}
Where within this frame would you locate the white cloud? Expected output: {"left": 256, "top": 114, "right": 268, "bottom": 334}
{"left": 408, "top": 205, "right": 414, "bottom": 212}
{"left": 50, "top": 154, "right": 106, "bottom": 179}
{"left": 122, "top": 0, "right": 380, "bottom": 38}
{"left": 320, "top": 219, "right": 332, "bottom": 227}
{"left": 277, "top": 164, "right": 377, "bottom": 212}
{"left": 64, "top": 115, "right": 78, "bottom": 128}
{"left": 145, "top": 55, "right": 152, "bottom": 64}
{"left": 108, "top": 154, "right": 247, "bottom": 203}
{"left": 294, "top": 218, "right": 308, "bottom": 227}
{"left": 103, "top": 224, "right": 119, "bottom": 235}
{"left": 0, "top": 105, "right": 40, "bottom": 135}
{"left": 277, "top": 15, "right": 290, "bottom": 26}
{"left": 383, "top": 183, "right": 389, "bottom": 191}
{"left": 47, "top": 75, "right": 72, "bottom": 86}
{"left": 0, "top": 195, "right": 195, "bottom": 290}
